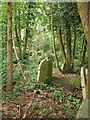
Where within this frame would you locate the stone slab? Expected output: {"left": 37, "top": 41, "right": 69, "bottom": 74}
{"left": 76, "top": 99, "right": 90, "bottom": 119}
{"left": 37, "top": 58, "right": 52, "bottom": 83}
{"left": 37, "top": 59, "right": 48, "bottom": 83}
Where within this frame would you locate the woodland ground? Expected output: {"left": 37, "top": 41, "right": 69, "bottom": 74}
{"left": 2, "top": 69, "right": 82, "bottom": 120}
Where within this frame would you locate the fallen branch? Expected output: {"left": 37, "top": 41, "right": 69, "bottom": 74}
{"left": 17, "top": 105, "right": 21, "bottom": 118}
{"left": 22, "top": 91, "right": 36, "bottom": 119}
{"left": 12, "top": 39, "right": 27, "bottom": 81}
{"left": 22, "top": 101, "right": 32, "bottom": 119}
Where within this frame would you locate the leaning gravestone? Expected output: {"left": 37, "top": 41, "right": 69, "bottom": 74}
{"left": 37, "top": 58, "right": 52, "bottom": 83}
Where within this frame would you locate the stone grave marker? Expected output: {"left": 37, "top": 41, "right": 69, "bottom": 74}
{"left": 47, "top": 59, "right": 52, "bottom": 83}
{"left": 37, "top": 59, "right": 48, "bottom": 83}
{"left": 37, "top": 58, "right": 52, "bottom": 83}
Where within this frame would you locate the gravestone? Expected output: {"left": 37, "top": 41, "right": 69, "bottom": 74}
{"left": 37, "top": 58, "right": 52, "bottom": 83}
{"left": 47, "top": 59, "right": 52, "bottom": 83}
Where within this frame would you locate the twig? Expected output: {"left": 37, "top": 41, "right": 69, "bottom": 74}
{"left": 22, "top": 101, "right": 32, "bottom": 119}
{"left": 22, "top": 91, "right": 36, "bottom": 119}
{"left": 17, "top": 105, "right": 21, "bottom": 118}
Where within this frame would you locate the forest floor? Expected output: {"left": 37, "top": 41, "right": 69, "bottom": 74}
{"left": 2, "top": 69, "right": 82, "bottom": 119}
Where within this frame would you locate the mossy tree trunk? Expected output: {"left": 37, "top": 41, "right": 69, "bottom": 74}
{"left": 23, "top": 3, "right": 30, "bottom": 58}
{"left": 14, "top": 3, "right": 22, "bottom": 58}
{"left": 51, "top": 5, "right": 62, "bottom": 73}
{"left": 57, "top": 27, "right": 66, "bottom": 64}
{"left": 7, "top": 2, "right": 13, "bottom": 93}
{"left": 72, "top": 27, "right": 77, "bottom": 67}
{"left": 66, "top": 25, "right": 72, "bottom": 68}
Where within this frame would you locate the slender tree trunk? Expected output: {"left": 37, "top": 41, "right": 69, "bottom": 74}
{"left": 18, "top": 5, "right": 22, "bottom": 57}
{"left": 51, "top": 7, "right": 62, "bottom": 72}
{"left": 77, "top": 2, "right": 90, "bottom": 99}
{"left": 24, "top": 26, "right": 28, "bottom": 55}
{"left": 23, "top": 20, "right": 29, "bottom": 57}
{"left": 65, "top": 25, "right": 73, "bottom": 73}
{"left": 18, "top": 8, "right": 21, "bottom": 42}
{"left": 7, "top": 2, "right": 13, "bottom": 93}
{"left": 66, "top": 26, "right": 72, "bottom": 66}
{"left": 80, "top": 39, "right": 87, "bottom": 67}
{"left": 80, "top": 39, "right": 84, "bottom": 60}
{"left": 72, "top": 27, "right": 77, "bottom": 63}
{"left": 15, "top": 24, "right": 22, "bottom": 57}
{"left": 23, "top": 3, "right": 31, "bottom": 58}
{"left": 57, "top": 27, "right": 66, "bottom": 63}
{"left": 14, "top": 3, "right": 22, "bottom": 57}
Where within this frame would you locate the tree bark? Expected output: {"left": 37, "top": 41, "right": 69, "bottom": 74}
{"left": 14, "top": 3, "right": 22, "bottom": 57}
{"left": 7, "top": 2, "right": 13, "bottom": 93}
{"left": 18, "top": 7, "right": 21, "bottom": 45}
{"left": 51, "top": 6, "right": 62, "bottom": 72}
{"left": 77, "top": 2, "right": 90, "bottom": 99}
{"left": 65, "top": 25, "right": 73, "bottom": 73}
{"left": 66, "top": 26, "right": 72, "bottom": 66}
{"left": 57, "top": 27, "right": 66, "bottom": 63}
{"left": 77, "top": 2, "right": 89, "bottom": 41}
{"left": 15, "top": 24, "right": 22, "bottom": 57}
{"left": 72, "top": 27, "right": 77, "bottom": 63}
{"left": 23, "top": 3, "right": 30, "bottom": 58}
{"left": 80, "top": 39, "right": 87, "bottom": 67}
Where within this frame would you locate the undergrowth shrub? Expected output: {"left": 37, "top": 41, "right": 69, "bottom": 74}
{"left": 70, "top": 77, "right": 81, "bottom": 90}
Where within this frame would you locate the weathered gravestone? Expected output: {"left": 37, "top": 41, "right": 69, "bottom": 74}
{"left": 47, "top": 59, "right": 52, "bottom": 83}
{"left": 37, "top": 58, "right": 52, "bottom": 83}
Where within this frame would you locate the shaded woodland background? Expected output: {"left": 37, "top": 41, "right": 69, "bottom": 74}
{"left": 1, "top": 2, "right": 88, "bottom": 119}
{"left": 1, "top": 2, "right": 88, "bottom": 87}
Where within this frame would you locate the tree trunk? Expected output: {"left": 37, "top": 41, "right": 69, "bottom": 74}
{"left": 77, "top": 2, "right": 90, "bottom": 99}
{"left": 66, "top": 26, "right": 72, "bottom": 66}
{"left": 80, "top": 39, "right": 87, "bottom": 67}
{"left": 23, "top": 25, "right": 28, "bottom": 56}
{"left": 72, "top": 27, "right": 77, "bottom": 63}
{"left": 77, "top": 2, "right": 89, "bottom": 41}
{"left": 7, "top": 2, "right": 13, "bottom": 93}
{"left": 57, "top": 27, "right": 66, "bottom": 63}
{"left": 23, "top": 3, "right": 30, "bottom": 58}
{"left": 14, "top": 3, "right": 22, "bottom": 57}
{"left": 51, "top": 6, "right": 62, "bottom": 72}
{"left": 15, "top": 24, "right": 22, "bottom": 57}
{"left": 18, "top": 8, "right": 21, "bottom": 45}
{"left": 65, "top": 25, "right": 73, "bottom": 73}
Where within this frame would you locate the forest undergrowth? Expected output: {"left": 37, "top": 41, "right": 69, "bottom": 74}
{"left": 2, "top": 69, "right": 82, "bottom": 120}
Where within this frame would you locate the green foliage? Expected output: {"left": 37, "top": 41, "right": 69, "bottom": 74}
{"left": 1, "top": 2, "right": 86, "bottom": 119}
{"left": 70, "top": 77, "right": 81, "bottom": 90}
{"left": 31, "top": 101, "right": 56, "bottom": 117}
{"left": 2, "top": 48, "right": 7, "bottom": 88}
{"left": 1, "top": 2, "right": 88, "bottom": 90}
{"left": 32, "top": 102, "right": 44, "bottom": 109}
{"left": 3, "top": 91, "right": 20, "bottom": 101}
